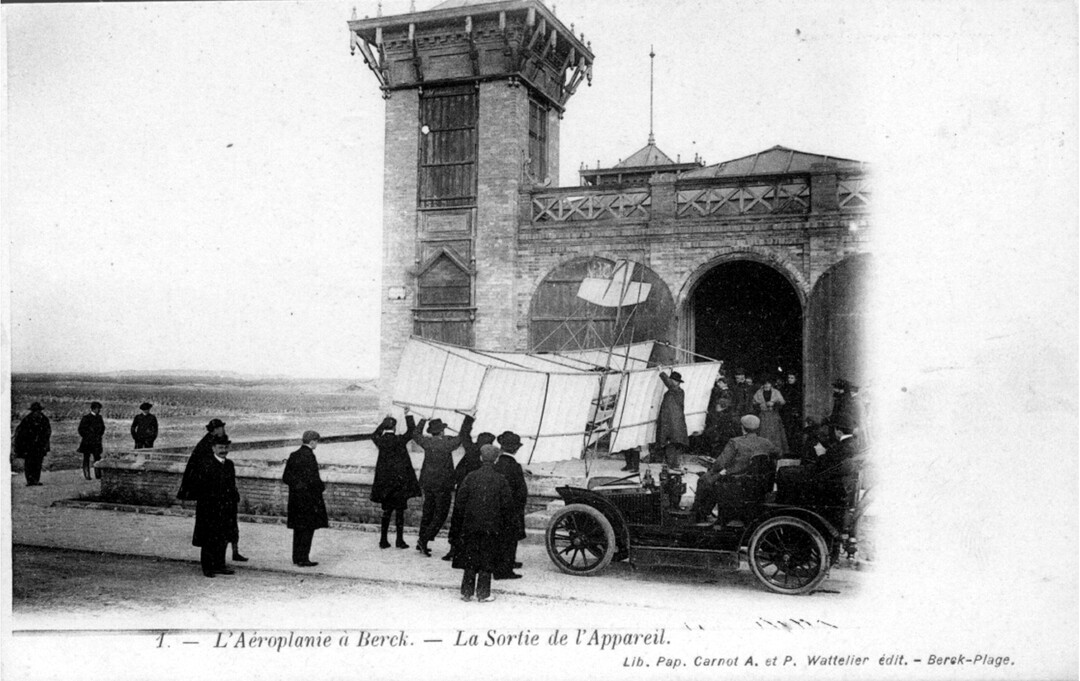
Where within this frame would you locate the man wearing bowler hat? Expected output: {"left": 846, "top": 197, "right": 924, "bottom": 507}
{"left": 412, "top": 413, "right": 474, "bottom": 556}
{"left": 13, "top": 402, "right": 51, "bottom": 486}
{"left": 283, "top": 430, "right": 329, "bottom": 567}
{"left": 178, "top": 418, "right": 248, "bottom": 562}
{"left": 131, "top": 402, "right": 158, "bottom": 449}
{"left": 190, "top": 434, "right": 240, "bottom": 577}
{"left": 655, "top": 369, "right": 689, "bottom": 468}
{"left": 492, "top": 431, "right": 527, "bottom": 580}
{"left": 77, "top": 401, "right": 106, "bottom": 480}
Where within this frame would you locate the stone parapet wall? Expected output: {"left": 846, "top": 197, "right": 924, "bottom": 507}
{"left": 97, "top": 450, "right": 559, "bottom": 526}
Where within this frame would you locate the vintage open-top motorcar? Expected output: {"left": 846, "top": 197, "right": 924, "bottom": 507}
{"left": 544, "top": 462, "right": 862, "bottom": 595}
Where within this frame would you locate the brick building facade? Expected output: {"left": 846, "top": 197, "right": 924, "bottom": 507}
{"left": 350, "top": 0, "right": 870, "bottom": 423}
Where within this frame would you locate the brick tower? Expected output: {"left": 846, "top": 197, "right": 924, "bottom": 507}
{"left": 349, "top": 1, "right": 594, "bottom": 406}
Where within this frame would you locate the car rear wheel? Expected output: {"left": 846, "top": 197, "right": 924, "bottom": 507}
{"left": 546, "top": 504, "right": 616, "bottom": 576}
{"left": 748, "top": 516, "right": 829, "bottom": 595}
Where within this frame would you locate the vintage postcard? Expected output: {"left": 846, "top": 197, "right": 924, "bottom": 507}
{"left": 2, "top": 1, "right": 1076, "bottom": 679}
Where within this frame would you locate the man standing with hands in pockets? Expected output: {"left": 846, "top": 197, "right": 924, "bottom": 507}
{"left": 283, "top": 430, "right": 329, "bottom": 567}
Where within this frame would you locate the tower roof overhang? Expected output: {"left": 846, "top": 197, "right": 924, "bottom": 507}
{"left": 349, "top": 0, "right": 594, "bottom": 111}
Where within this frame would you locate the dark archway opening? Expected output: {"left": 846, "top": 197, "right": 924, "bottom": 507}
{"left": 692, "top": 261, "right": 803, "bottom": 380}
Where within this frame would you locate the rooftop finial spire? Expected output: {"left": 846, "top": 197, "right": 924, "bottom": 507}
{"left": 648, "top": 45, "right": 656, "bottom": 146}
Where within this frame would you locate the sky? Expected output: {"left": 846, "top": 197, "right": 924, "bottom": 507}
{"left": 2, "top": 0, "right": 1076, "bottom": 384}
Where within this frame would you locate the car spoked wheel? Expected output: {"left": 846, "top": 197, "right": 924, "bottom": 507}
{"left": 545, "top": 504, "right": 616, "bottom": 576}
{"left": 748, "top": 516, "right": 829, "bottom": 595}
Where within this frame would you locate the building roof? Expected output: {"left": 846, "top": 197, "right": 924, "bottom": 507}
{"left": 614, "top": 142, "right": 676, "bottom": 169}
{"left": 431, "top": 0, "right": 494, "bottom": 7}
{"left": 680, "top": 145, "right": 866, "bottom": 178}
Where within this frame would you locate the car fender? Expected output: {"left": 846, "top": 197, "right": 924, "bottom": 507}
{"left": 555, "top": 486, "right": 631, "bottom": 555}
{"left": 741, "top": 505, "right": 841, "bottom": 548}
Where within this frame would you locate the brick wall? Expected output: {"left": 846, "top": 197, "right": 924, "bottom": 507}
{"left": 97, "top": 453, "right": 553, "bottom": 526}
{"left": 379, "top": 90, "right": 421, "bottom": 412}
{"left": 473, "top": 81, "right": 528, "bottom": 351}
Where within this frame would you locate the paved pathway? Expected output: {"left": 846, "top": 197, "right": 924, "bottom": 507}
{"left": 11, "top": 469, "right": 865, "bottom": 613}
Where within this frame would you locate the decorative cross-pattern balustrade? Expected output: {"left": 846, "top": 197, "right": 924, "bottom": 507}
{"left": 532, "top": 189, "right": 651, "bottom": 222}
{"left": 527, "top": 172, "right": 869, "bottom": 226}
{"left": 837, "top": 176, "right": 871, "bottom": 209}
{"left": 676, "top": 179, "right": 811, "bottom": 218}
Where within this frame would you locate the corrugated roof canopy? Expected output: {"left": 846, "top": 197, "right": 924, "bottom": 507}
{"left": 680, "top": 145, "right": 866, "bottom": 178}
{"left": 614, "top": 142, "right": 677, "bottom": 169}
{"left": 430, "top": 0, "right": 497, "bottom": 8}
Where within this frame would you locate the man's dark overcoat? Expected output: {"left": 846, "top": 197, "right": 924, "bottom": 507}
{"left": 177, "top": 433, "right": 214, "bottom": 501}
{"left": 77, "top": 412, "right": 106, "bottom": 456}
{"left": 13, "top": 411, "right": 51, "bottom": 459}
{"left": 190, "top": 455, "right": 240, "bottom": 547}
{"left": 370, "top": 416, "right": 421, "bottom": 510}
{"left": 454, "top": 429, "right": 486, "bottom": 490}
{"left": 283, "top": 445, "right": 329, "bottom": 530}
{"left": 450, "top": 464, "right": 513, "bottom": 572}
{"left": 655, "top": 373, "right": 689, "bottom": 448}
{"left": 493, "top": 453, "right": 528, "bottom": 541}
{"left": 413, "top": 416, "right": 474, "bottom": 492}
{"left": 131, "top": 413, "right": 159, "bottom": 448}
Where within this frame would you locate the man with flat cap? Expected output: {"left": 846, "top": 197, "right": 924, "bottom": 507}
{"left": 450, "top": 444, "right": 513, "bottom": 602}
{"left": 655, "top": 369, "right": 689, "bottom": 468}
{"left": 190, "top": 434, "right": 240, "bottom": 577}
{"left": 492, "top": 431, "right": 527, "bottom": 580}
{"left": 78, "top": 401, "right": 106, "bottom": 481}
{"left": 283, "top": 430, "right": 329, "bottom": 567}
{"left": 690, "top": 414, "right": 779, "bottom": 523}
{"left": 412, "top": 413, "right": 474, "bottom": 557}
{"left": 131, "top": 402, "right": 158, "bottom": 449}
{"left": 13, "top": 402, "right": 50, "bottom": 486}
{"left": 178, "top": 419, "right": 248, "bottom": 562}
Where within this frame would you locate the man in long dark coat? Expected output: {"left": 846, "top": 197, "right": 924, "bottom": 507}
{"left": 730, "top": 369, "right": 754, "bottom": 417}
{"left": 77, "top": 401, "right": 106, "bottom": 480}
{"left": 13, "top": 402, "right": 50, "bottom": 486}
{"left": 412, "top": 414, "right": 474, "bottom": 556}
{"left": 283, "top": 430, "right": 329, "bottom": 567}
{"left": 776, "top": 417, "right": 862, "bottom": 529}
{"left": 178, "top": 419, "right": 247, "bottom": 562}
{"left": 369, "top": 412, "right": 421, "bottom": 549}
{"left": 443, "top": 429, "right": 495, "bottom": 561}
{"left": 492, "top": 431, "right": 527, "bottom": 580}
{"left": 131, "top": 402, "right": 158, "bottom": 449}
{"left": 702, "top": 392, "right": 741, "bottom": 457}
{"left": 190, "top": 435, "right": 240, "bottom": 578}
{"left": 655, "top": 370, "right": 689, "bottom": 467}
{"left": 829, "top": 379, "right": 859, "bottom": 430}
{"left": 450, "top": 444, "right": 512, "bottom": 602}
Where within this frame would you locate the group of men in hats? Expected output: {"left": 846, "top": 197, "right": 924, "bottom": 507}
{"left": 689, "top": 375, "right": 865, "bottom": 525}
{"left": 178, "top": 421, "right": 333, "bottom": 577}
{"left": 11, "top": 400, "right": 160, "bottom": 486}
{"left": 409, "top": 413, "right": 529, "bottom": 590}
{"left": 178, "top": 418, "right": 248, "bottom": 574}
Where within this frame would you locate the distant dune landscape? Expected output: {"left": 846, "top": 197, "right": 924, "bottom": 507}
{"left": 10, "top": 373, "right": 381, "bottom": 471}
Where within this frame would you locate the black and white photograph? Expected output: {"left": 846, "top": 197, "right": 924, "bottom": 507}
{"left": 2, "top": 1, "right": 1076, "bottom": 679}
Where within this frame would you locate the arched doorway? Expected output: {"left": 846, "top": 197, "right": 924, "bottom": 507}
{"left": 529, "top": 257, "right": 675, "bottom": 356}
{"left": 805, "top": 255, "right": 870, "bottom": 420}
{"left": 691, "top": 260, "right": 803, "bottom": 380}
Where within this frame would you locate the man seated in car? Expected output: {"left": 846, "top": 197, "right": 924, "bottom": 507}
{"left": 776, "top": 416, "right": 861, "bottom": 510}
{"left": 690, "top": 414, "right": 779, "bottom": 524}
